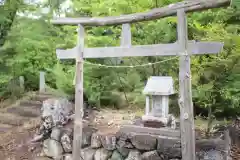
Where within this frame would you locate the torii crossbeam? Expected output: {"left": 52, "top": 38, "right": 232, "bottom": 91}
{"left": 56, "top": 41, "right": 223, "bottom": 59}
{"left": 51, "top": 1, "right": 230, "bottom": 160}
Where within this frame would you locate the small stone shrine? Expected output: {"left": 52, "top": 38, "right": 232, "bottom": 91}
{"left": 142, "top": 76, "right": 175, "bottom": 128}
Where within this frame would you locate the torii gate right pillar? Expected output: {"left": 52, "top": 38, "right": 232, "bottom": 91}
{"left": 177, "top": 9, "right": 195, "bottom": 160}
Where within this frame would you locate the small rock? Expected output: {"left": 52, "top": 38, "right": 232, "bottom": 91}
{"left": 110, "top": 150, "right": 124, "bottom": 160}
{"left": 166, "top": 114, "right": 177, "bottom": 129}
{"left": 108, "top": 120, "right": 114, "bottom": 126}
{"left": 130, "top": 133, "right": 157, "bottom": 151}
{"left": 63, "top": 154, "right": 73, "bottom": 160}
{"left": 116, "top": 146, "right": 129, "bottom": 158}
{"left": 28, "top": 146, "right": 36, "bottom": 152}
{"left": 100, "top": 134, "right": 116, "bottom": 150}
{"left": 42, "top": 98, "right": 73, "bottom": 126}
{"left": 34, "top": 157, "right": 52, "bottom": 160}
{"left": 94, "top": 118, "right": 99, "bottom": 123}
{"left": 36, "top": 150, "right": 46, "bottom": 157}
{"left": 43, "top": 139, "right": 63, "bottom": 159}
{"left": 94, "top": 148, "right": 112, "bottom": 160}
{"left": 91, "top": 133, "right": 102, "bottom": 148}
{"left": 31, "top": 134, "right": 44, "bottom": 142}
{"left": 51, "top": 127, "right": 62, "bottom": 141}
{"left": 116, "top": 140, "right": 133, "bottom": 158}
{"left": 197, "top": 150, "right": 224, "bottom": 160}
{"left": 125, "top": 142, "right": 134, "bottom": 149}
{"left": 82, "top": 127, "right": 97, "bottom": 148}
{"left": 61, "top": 132, "right": 73, "bottom": 153}
{"left": 82, "top": 132, "right": 92, "bottom": 148}
{"left": 141, "top": 150, "right": 161, "bottom": 160}
{"left": 132, "top": 117, "right": 143, "bottom": 126}
{"left": 157, "top": 137, "right": 181, "bottom": 158}
{"left": 116, "top": 132, "right": 129, "bottom": 141}
{"left": 125, "top": 150, "right": 141, "bottom": 160}
{"left": 42, "top": 116, "right": 54, "bottom": 130}
{"left": 81, "top": 147, "right": 96, "bottom": 160}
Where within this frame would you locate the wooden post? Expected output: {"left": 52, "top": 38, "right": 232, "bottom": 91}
{"left": 39, "top": 71, "right": 45, "bottom": 93}
{"left": 19, "top": 76, "right": 24, "bottom": 91}
{"left": 72, "top": 24, "right": 84, "bottom": 160}
{"left": 162, "top": 96, "right": 169, "bottom": 117}
{"left": 121, "top": 23, "right": 131, "bottom": 46}
{"left": 145, "top": 96, "right": 150, "bottom": 115}
{"left": 177, "top": 9, "right": 196, "bottom": 160}
{"left": 224, "top": 130, "right": 232, "bottom": 160}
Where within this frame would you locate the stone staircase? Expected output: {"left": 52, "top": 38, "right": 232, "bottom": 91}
{"left": 0, "top": 92, "right": 54, "bottom": 134}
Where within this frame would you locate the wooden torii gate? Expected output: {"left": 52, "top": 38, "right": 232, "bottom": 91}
{"left": 51, "top": 1, "right": 230, "bottom": 160}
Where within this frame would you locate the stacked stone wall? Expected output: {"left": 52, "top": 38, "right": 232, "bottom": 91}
{"left": 34, "top": 98, "right": 229, "bottom": 160}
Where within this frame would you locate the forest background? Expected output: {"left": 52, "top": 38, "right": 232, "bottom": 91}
{"left": 0, "top": 0, "right": 240, "bottom": 120}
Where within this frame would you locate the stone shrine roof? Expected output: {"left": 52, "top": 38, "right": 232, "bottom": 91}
{"left": 143, "top": 76, "right": 174, "bottom": 95}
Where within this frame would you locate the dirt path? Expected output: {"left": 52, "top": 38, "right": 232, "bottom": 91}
{"left": 0, "top": 120, "right": 41, "bottom": 159}
{"left": 0, "top": 93, "right": 142, "bottom": 160}
{"left": 0, "top": 93, "right": 54, "bottom": 159}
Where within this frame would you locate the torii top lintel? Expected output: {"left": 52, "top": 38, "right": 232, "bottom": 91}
{"left": 50, "top": 0, "right": 230, "bottom": 26}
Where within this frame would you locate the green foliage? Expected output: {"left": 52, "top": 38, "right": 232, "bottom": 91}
{"left": 232, "top": 0, "right": 240, "bottom": 9}
{"left": 47, "top": 62, "right": 75, "bottom": 96}
{"left": 0, "top": 0, "right": 239, "bottom": 118}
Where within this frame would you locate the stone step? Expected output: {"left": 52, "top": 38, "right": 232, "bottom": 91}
{"left": 0, "top": 124, "right": 13, "bottom": 133}
{"left": 37, "top": 92, "right": 55, "bottom": 96}
{"left": 31, "top": 94, "right": 55, "bottom": 102}
{"left": 19, "top": 100, "right": 42, "bottom": 107}
{"left": 0, "top": 112, "right": 29, "bottom": 126}
{"left": 6, "top": 106, "right": 41, "bottom": 118}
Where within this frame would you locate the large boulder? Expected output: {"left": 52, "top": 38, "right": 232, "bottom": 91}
{"left": 61, "top": 131, "right": 73, "bottom": 153}
{"left": 125, "top": 150, "right": 141, "bottom": 160}
{"left": 43, "top": 139, "right": 63, "bottom": 159}
{"left": 157, "top": 136, "right": 181, "bottom": 159}
{"left": 130, "top": 133, "right": 157, "bottom": 151}
{"left": 41, "top": 98, "right": 74, "bottom": 125}
{"left": 94, "top": 148, "right": 112, "bottom": 160}
{"left": 196, "top": 150, "right": 224, "bottom": 160}
{"left": 51, "top": 127, "right": 62, "bottom": 141}
{"left": 141, "top": 150, "right": 162, "bottom": 160}
{"left": 100, "top": 134, "right": 117, "bottom": 151}
{"left": 82, "top": 127, "right": 97, "bottom": 148}
{"left": 116, "top": 139, "right": 133, "bottom": 158}
{"left": 81, "top": 147, "right": 96, "bottom": 160}
{"left": 91, "top": 133, "right": 102, "bottom": 148}
{"left": 63, "top": 154, "right": 73, "bottom": 160}
{"left": 110, "top": 150, "right": 124, "bottom": 160}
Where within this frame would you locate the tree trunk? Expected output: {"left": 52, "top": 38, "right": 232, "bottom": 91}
{"left": 0, "top": 0, "right": 21, "bottom": 47}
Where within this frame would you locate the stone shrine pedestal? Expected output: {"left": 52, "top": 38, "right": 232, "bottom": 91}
{"left": 142, "top": 115, "right": 169, "bottom": 128}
